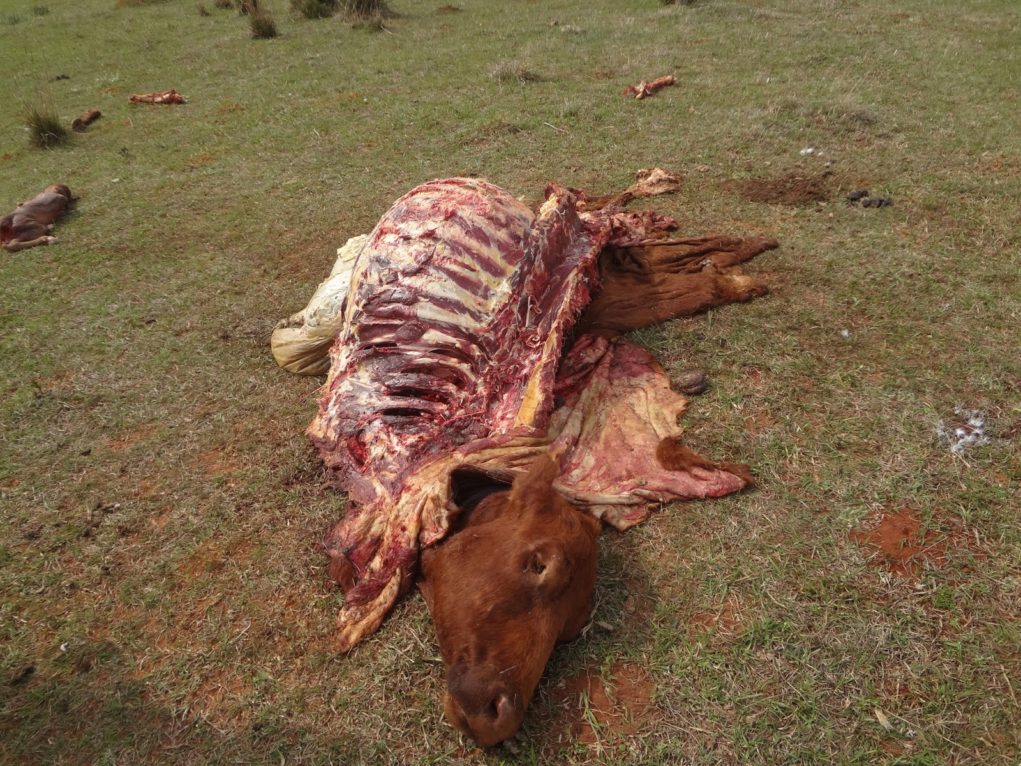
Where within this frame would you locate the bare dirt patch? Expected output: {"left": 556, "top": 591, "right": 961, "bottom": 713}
{"left": 193, "top": 447, "right": 241, "bottom": 478}
{"left": 544, "top": 663, "right": 656, "bottom": 748}
{"left": 134, "top": 478, "right": 163, "bottom": 499}
{"left": 178, "top": 539, "right": 228, "bottom": 577}
{"left": 850, "top": 508, "right": 979, "bottom": 577}
{"left": 185, "top": 152, "right": 216, "bottom": 169}
{"left": 107, "top": 425, "right": 155, "bottom": 453}
{"left": 728, "top": 172, "right": 833, "bottom": 206}
{"left": 688, "top": 594, "right": 742, "bottom": 636}
{"left": 34, "top": 369, "right": 78, "bottom": 393}
{"left": 744, "top": 409, "right": 776, "bottom": 435}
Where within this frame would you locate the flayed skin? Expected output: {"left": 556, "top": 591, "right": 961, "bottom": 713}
{"left": 577, "top": 236, "right": 773, "bottom": 337}
{"left": 1, "top": 184, "right": 74, "bottom": 253}
{"left": 418, "top": 456, "right": 600, "bottom": 746}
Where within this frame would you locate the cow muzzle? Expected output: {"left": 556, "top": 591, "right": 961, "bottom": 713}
{"left": 444, "top": 660, "right": 527, "bottom": 746}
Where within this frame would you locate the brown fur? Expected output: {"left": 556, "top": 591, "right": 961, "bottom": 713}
{"left": 1, "top": 184, "right": 74, "bottom": 253}
{"left": 577, "top": 236, "right": 778, "bottom": 335}
{"left": 418, "top": 456, "right": 600, "bottom": 746}
{"left": 656, "top": 437, "right": 754, "bottom": 485}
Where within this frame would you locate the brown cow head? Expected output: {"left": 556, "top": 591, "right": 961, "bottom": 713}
{"left": 418, "top": 455, "right": 600, "bottom": 746}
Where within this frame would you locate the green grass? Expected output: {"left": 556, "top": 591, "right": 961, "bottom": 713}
{"left": 23, "top": 101, "right": 68, "bottom": 148}
{"left": 1, "top": 0, "right": 1019, "bottom": 763}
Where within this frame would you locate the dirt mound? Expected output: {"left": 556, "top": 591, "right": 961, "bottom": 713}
{"left": 850, "top": 508, "right": 977, "bottom": 577}
{"left": 544, "top": 663, "right": 655, "bottom": 747}
{"left": 730, "top": 172, "right": 832, "bottom": 206}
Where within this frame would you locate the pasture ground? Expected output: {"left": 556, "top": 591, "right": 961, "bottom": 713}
{"left": 1, "top": 0, "right": 1019, "bottom": 763}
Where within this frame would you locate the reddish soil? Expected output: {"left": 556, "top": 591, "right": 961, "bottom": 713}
{"left": 177, "top": 539, "right": 228, "bottom": 576}
{"left": 880, "top": 674, "right": 912, "bottom": 701}
{"left": 1002, "top": 418, "right": 1021, "bottom": 440}
{"left": 185, "top": 152, "right": 216, "bottom": 168}
{"left": 190, "top": 669, "right": 251, "bottom": 729}
{"left": 743, "top": 410, "right": 776, "bottom": 435}
{"left": 850, "top": 508, "right": 969, "bottom": 577}
{"left": 193, "top": 447, "right": 241, "bottom": 478}
{"left": 729, "top": 173, "right": 832, "bottom": 206}
{"left": 688, "top": 594, "right": 742, "bottom": 636}
{"left": 544, "top": 663, "right": 656, "bottom": 747}
{"left": 107, "top": 425, "right": 155, "bottom": 453}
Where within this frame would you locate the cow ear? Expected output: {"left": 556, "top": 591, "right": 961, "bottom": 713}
{"left": 509, "top": 454, "right": 559, "bottom": 511}
{"left": 523, "top": 543, "right": 570, "bottom": 595}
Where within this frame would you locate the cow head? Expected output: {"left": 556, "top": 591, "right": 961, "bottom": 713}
{"left": 44, "top": 184, "right": 73, "bottom": 201}
{"left": 418, "top": 455, "right": 600, "bottom": 746}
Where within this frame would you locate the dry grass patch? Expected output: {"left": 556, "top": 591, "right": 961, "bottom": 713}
{"left": 249, "top": 7, "right": 278, "bottom": 37}
{"left": 490, "top": 59, "right": 543, "bottom": 84}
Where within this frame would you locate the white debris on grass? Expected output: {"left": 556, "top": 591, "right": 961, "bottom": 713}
{"left": 800, "top": 146, "right": 821, "bottom": 155}
{"left": 935, "top": 407, "right": 991, "bottom": 454}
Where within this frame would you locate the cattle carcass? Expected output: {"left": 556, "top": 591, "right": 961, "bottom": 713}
{"left": 292, "top": 173, "right": 776, "bottom": 650}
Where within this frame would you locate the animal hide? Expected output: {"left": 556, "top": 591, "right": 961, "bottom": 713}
{"left": 298, "top": 176, "right": 774, "bottom": 650}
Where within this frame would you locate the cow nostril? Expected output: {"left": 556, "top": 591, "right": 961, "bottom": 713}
{"left": 487, "top": 693, "right": 512, "bottom": 722}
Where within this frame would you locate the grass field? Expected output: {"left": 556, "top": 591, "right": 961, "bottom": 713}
{"left": 1, "top": 0, "right": 1019, "bottom": 763}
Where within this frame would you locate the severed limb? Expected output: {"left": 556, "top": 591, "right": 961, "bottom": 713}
{"left": 577, "top": 236, "right": 778, "bottom": 336}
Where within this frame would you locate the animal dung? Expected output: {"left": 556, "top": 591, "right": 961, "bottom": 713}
{"left": 847, "top": 189, "right": 893, "bottom": 207}
{"left": 674, "top": 370, "right": 709, "bottom": 396}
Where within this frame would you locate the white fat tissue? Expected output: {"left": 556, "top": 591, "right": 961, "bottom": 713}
{"left": 271, "top": 234, "right": 370, "bottom": 375}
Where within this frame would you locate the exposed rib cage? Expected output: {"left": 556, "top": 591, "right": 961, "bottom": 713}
{"left": 310, "top": 178, "right": 606, "bottom": 509}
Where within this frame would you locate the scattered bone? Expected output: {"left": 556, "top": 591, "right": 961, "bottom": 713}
{"left": 575, "top": 166, "right": 682, "bottom": 211}
{"left": 129, "top": 89, "right": 186, "bottom": 105}
{"left": 623, "top": 75, "right": 675, "bottom": 100}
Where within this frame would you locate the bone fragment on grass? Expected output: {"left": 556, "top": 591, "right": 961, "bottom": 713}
{"left": 623, "top": 75, "right": 675, "bottom": 100}
{"left": 874, "top": 707, "right": 895, "bottom": 732}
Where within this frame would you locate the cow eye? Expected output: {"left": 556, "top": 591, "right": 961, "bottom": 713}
{"left": 529, "top": 556, "right": 546, "bottom": 575}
